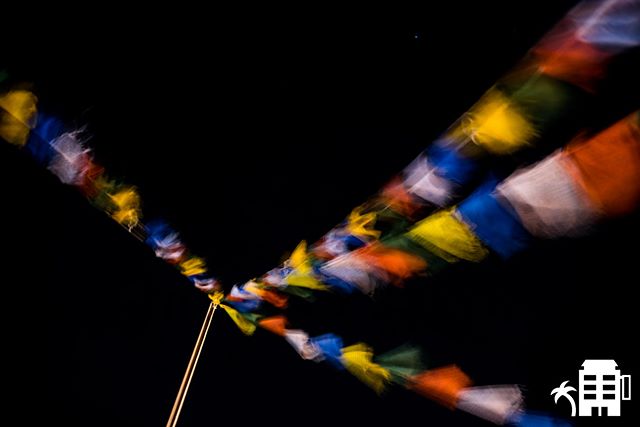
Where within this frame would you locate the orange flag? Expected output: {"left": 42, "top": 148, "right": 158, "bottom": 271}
{"left": 258, "top": 316, "right": 288, "bottom": 336}
{"left": 408, "top": 365, "right": 473, "bottom": 409}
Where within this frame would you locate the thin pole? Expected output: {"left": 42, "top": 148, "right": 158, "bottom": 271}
{"left": 166, "top": 301, "right": 218, "bottom": 427}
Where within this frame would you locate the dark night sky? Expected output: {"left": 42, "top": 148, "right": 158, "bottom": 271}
{"left": 2, "top": 2, "right": 638, "bottom": 426}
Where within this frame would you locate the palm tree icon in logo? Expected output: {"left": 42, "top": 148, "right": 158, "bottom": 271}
{"left": 551, "top": 380, "right": 577, "bottom": 416}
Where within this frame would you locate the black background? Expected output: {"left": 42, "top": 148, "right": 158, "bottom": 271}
{"left": 2, "top": 2, "right": 637, "bottom": 426}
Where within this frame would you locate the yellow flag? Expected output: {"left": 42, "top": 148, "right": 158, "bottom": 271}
{"left": 346, "top": 207, "right": 380, "bottom": 239}
{"left": 0, "top": 90, "right": 37, "bottom": 146}
{"left": 109, "top": 187, "right": 141, "bottom": 228}
{"left": 288, "top": 241, "right": 308, "bottom": 269}
{"left": 285, "top": 273, "right": 328, "bottom": 290}
{"left": 243, "top": 281, "right": 263, "bottom": 296}
{"left": 341, "top": 343, "right": 391, "bottom": 394}
{"left": 180, "top": 256, "right": 207, "bottom": 276}
{"left": 285, "top": 241, "right": 329, "bottom": 290}
{"left": 408, "top": 209, "right": 489, "bottom": 263}
{"left": 220, "top": 304, "right": 256, "bottom": 335}
{"left": 459, "top": 89, "right": 536, "bottom": 154}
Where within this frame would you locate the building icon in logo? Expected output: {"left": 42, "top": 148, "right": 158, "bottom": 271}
{"left": 552, "top": 359, "right": 631, "bottom": 417}
{"left": 578, "top": 360, "right": 631, "bottom": 416}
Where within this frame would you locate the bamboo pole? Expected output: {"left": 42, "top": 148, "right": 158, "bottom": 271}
{"left": 166, "top": 301, "right": 218, "bottom": 427}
